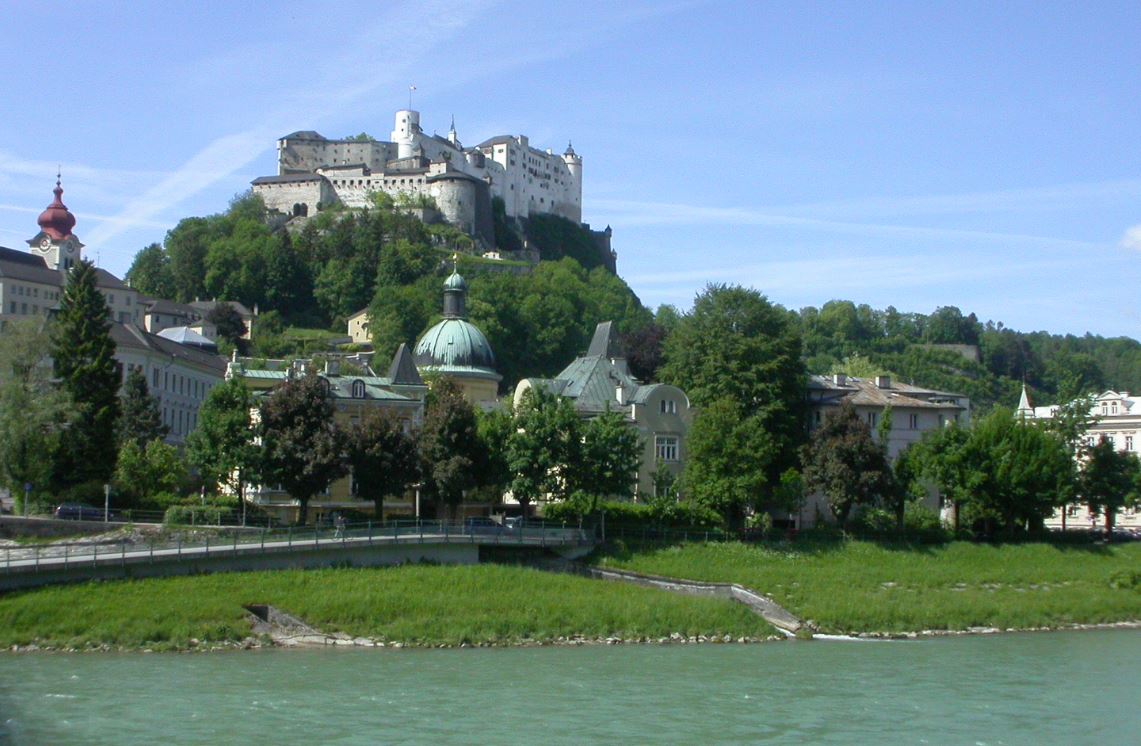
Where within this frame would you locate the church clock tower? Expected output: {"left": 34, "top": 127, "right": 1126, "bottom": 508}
{"left": 27, "top": 176, "right": 83, "bottom": 272}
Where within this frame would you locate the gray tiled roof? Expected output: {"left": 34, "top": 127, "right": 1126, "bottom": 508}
{"left": 0, "top": 246, "right": 59, "bottom": 284}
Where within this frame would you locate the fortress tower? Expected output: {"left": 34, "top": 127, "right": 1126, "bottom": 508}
{"left": 391, "top": 109, "right": 422, "bottom": 159}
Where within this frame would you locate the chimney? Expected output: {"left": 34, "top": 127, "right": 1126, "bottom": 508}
{"left": 875, "top": 375, "right": 892, "bottom": 389}
{"left": 616, "top": 385, "right": 625, "bottom": 405}
{"left": 832, "top": 374, "right": 847, "bottom": 386}
{"left": 325, "top": 359, "right": 340, "bottom": 376}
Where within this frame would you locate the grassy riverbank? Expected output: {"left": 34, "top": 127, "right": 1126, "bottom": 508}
{"left": 594, "top": 539, "right": 1141, "bottom": 634}
{"left": 0, "top": 564, "right": 773, "bottom": 651}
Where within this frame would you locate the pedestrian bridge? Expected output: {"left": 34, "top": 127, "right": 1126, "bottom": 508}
{"left": 0, "top": 521, "right": 596, "bottom": 591}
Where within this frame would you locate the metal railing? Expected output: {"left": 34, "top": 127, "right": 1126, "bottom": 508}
{"left": 2, "top": 520, "right": 592, "bottom": 575}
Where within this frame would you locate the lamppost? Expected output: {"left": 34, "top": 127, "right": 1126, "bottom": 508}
{"left": 103, "top": 483, "right": 111, "bottom": 523}
{"left": 23, "top": 483, "right": 32, "bottom": 517}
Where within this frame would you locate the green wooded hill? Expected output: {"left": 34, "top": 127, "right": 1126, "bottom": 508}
{"left": 126, "top": 194, "right": 1140, "bottom": 405}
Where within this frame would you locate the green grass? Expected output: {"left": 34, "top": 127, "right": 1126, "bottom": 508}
{"left": 594, "top": 539, "right": 1141, "bottom": 634}
{"left": 0, "top": 564, "right": 772, "bottom": 651}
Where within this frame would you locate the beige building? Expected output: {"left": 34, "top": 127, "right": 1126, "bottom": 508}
{"left": 514, "top": 322, "right": 692, "bottom": 499}
{"left": 801, "top": 374, "right": 970, "bottom": 528}
{"left": 233, "top": 346, "right": 427, "bottom": 524}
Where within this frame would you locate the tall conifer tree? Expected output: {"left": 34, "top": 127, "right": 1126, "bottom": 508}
{"left": 51, "top": 260, "right": 121, "bottom": 490}
{"left": 119, "top": 367, "right": 168, "bottom": 447}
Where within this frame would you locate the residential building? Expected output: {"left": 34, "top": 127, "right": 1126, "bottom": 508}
{"left": 232, "top": 345, "right": 427, "bottom": 524}
{"left": 1016, "top": 387, "right": 1141, "bottom": 531}
{"left": 514, "top": 321, "right": 693, "bottom": 499}
{"left": 801, "top": 374, "right": 970, "bottom": 528}
{"left": 110, "top": 325, "right": 227, "bottom": 446}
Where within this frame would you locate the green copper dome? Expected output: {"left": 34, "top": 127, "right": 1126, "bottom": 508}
{"left": 413, "top": 318, "right": 497, "bottom": 374}
{"left": 443, "top": 271, "right": 467, "bottom": 291}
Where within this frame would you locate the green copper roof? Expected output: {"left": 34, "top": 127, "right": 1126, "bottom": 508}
{"left": 443, "top": 271, "right": 467, "bottom": 291}
{"left": 413, "top": 317, "right": 497, "bottom": 373}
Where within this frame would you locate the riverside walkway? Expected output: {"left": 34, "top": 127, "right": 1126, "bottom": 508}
{"left": 0, "top": 521, "right": 594, "bottom": 591}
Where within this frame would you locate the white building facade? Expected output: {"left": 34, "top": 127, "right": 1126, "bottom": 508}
{"left": 1017, "top": 388, "right": 1141, "bottom": 532}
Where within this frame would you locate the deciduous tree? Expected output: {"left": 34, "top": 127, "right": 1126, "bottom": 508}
{"left": 0, "top": 320, "right": 69, "bottom": 510}
{"left": 1079, "top": 437, "right": 1141, "bottom": 537}
{"left": 417, "top": 378, "right": 480, "bottom": 519}
{"left": 802, "top": 401, "right": 892, "bottom": 530}
{"left": 258, "top": 372, "right": 346, "bottom": 525}
{"left": 187, "top": 377, "right": 260, "bottom": 517}
{"left": 345, "top": 408, "right": 420, "bottom": 520}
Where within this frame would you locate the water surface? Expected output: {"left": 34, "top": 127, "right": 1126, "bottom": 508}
{"left": 1, "top": 630, "right": 1137, "bottom": 744}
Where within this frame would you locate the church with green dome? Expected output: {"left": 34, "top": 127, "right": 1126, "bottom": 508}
{"left": 413, "top": 269, "right": 501, "bottom": 405}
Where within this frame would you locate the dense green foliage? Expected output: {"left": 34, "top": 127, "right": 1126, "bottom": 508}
{"left": 1078, "top": 437, "right": 1141, "bottom": 532}
{"left": 127, "top": 193, "right": 649, "bottom": 391}
{"left": 802, "top": 401, "right": 892, "bottom": 529}
{"left": 910, "top": 408, "right": 1075, "bottom": 536}
{"left": 0, "top": 320, "right": 68, "bottom": 507}
{"left": 596, "top": 540, "right": 1141, "bottom": 634}
{"left": 345, "top": 408, "right": 419, "bottom": 519}
{"left": 113, "top": 440, "right": 187, "bottom": 509}
{"left": 793, "top": 300, "right": 1139, "bottom": 410}
{"left": 417, "top": 379, "right": 481, "bottom": 518}
{"left": 187, "top": 377, "right": 259, "bottom": 504}
{"left": 543, "top": 499, "right": 725, "bottom": 529}
{"left": 51, "top": 261, "right": 121, "bottom": 489}
{"left": 258, "top": 372, "right": 347, "bottom": 524}
{"left": 662, "top": 285, "right": 806, "bottom": 523}
{"left": 117, "top": 368, "right": 168, "bottom": 447}
{"left": 0, "top": 564, "right": 771, "bottom": 650}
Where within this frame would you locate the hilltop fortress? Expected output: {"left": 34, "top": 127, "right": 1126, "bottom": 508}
{"left": 252, "top": 109, "right": 584, "bottom": 248}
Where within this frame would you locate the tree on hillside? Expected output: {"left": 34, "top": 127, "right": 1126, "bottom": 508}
{"left": 345, "top": 408, "right": 420, "bottom": 520}
{"left": 507, "top": 387, "right": 583, "bottom": 515}
{"left": 0, "top": 320, "right": 69, "bottom": 511}
{"left": 125, "top": 242, "right": 176, "bottom": 299}
{"left": 51, "top": 260, "right": 121, "bottom": 490}
{"left": 661, "top": 284, "right": 806, "bottom": 486}
{"left": 802, "top": 401, "right": 892, "bottom": 530}
{"left": 205, "top": 303, "right": 248, "bottom": 347}
{"left": 1079, "top": 437, "right": 1141, "bottom": 538}
{"left": 118, "top": 367, "right": 168, "bottom": 448}
{"left": 417, "top": 378, "right": 480, "bottom": 520}
{"left": 258, "top": 372, "right": 346, "bottom": 525}
{"left": 682, "top": 398, "right": 775, "bottom": 527}
{"left": 165, "top": 216, "right": 213, "bottom": 302}
{"left": 620, "top": 322, "right": 668, "bottom": 382}
{"left": 187, "top": 377, "right": 260, "bottom": 520}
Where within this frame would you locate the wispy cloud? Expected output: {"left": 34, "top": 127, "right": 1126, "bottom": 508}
{"left": 593, "top": 198, "right": 1105, "bottom": 249}
{"left": 82, "top": 0, "right": 494, "bottom": 249}
{"left": 1120, "top": 225, "right": 1141, "bottom": 252}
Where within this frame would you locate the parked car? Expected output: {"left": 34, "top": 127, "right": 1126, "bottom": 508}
{"left": 463, "top": 516, "right": 505, "bottom": 535}
{"left": 54, "top": 503, "right": 107, "bottom": 521}
{"left": 503, "top": 516, "right": 524, "bottom": 532}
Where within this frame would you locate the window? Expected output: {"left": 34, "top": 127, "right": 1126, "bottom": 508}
{"left": 909, "top": 413, "right": 919, "bottom": 430}
{"left": 655, "top": 435, "right": 679, "bottom": 463}
{"left": 866, "top": 412, "right": 878, "bottom": 428}
{"left": 351, "top": 380, "right": 366, "bottom": 398}
{"left": 659, "top": 399, "right": 677, "bottom": 414}
{"left": 1124, "top": 435, "right": 1132, "bottom": 451}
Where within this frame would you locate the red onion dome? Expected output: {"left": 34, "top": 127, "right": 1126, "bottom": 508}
{"left": 37, "top": 178, "right": 77, "bottom": 240}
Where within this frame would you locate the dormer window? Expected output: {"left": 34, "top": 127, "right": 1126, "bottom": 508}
{"left": 660, "top": 399, "right": 677, "bottom": 414}
{"left": 352, "top": 380, "right": 366, "bottom": 398}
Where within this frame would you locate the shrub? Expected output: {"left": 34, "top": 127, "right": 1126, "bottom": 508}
{"left": 163, "top": 505, "right": 226, "bottom": 527}
{"left": 56, "top": 480, "right": 107, "bottom": 507}
{"left": 541, "top": 500, "right": 724, "bottom": 530}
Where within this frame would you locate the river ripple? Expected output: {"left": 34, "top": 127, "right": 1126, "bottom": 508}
{"left": 1, "top": 629, "right": 1138, "bottom": 745}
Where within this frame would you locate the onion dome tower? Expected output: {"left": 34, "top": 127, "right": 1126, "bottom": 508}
{"left": 27, "top": 175, "right": 84, "bottom": 272}
{"left": 413, "top": 263, "right": 501, "bottom": 405}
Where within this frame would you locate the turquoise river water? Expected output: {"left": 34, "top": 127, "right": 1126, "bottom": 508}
{"left": 1, "top": 629, "right": 1138, "bottom": 744}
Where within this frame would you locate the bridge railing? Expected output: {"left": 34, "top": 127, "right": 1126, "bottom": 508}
{"left": 1, "top": 520, "right": 592, "bottom": 574}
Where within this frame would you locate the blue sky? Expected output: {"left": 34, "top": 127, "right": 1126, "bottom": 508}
{"left": 1, "top": 0, "right": 1138, "bottom": 339}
